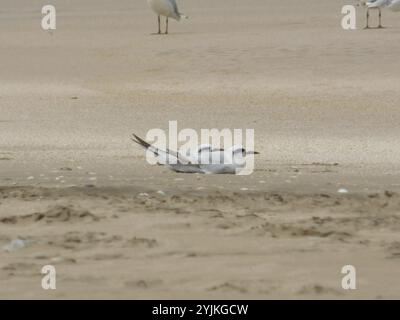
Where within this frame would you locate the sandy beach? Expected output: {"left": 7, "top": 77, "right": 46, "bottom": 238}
{"left": 1, "top": 0, "right": 400, "bottom": 299}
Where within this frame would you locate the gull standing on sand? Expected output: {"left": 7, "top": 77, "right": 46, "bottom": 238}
{"left": 365, "top": 0, "right": 400, "bottom": 28}
{"left": 147, "top": 0, "right": 188, "bottom": 34}
{"left": 131, "top": 134, "right": 259, "bottom": 174}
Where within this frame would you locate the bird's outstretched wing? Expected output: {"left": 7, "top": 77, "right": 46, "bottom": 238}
{"left": 131, "top": 133, "right": 195, "bottom": 165}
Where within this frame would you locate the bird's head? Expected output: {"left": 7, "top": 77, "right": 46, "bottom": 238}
{"left": 229, "top": 145, "right": 260, "bottom": 157}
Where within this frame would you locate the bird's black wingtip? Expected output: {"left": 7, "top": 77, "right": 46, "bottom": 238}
{"left": 131, "top": 133, "right": 151, "bottom": 149}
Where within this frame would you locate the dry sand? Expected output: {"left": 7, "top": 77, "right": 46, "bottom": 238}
{"left": 1, "top": 0, "right": 400, "bottom": 299}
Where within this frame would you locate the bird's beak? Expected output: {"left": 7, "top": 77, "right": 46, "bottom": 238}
{"left": 248, "top": 151, "right": 260, "bottom": 155}
{"left": 212, "top": 148, "right": 224, "bottom": 152}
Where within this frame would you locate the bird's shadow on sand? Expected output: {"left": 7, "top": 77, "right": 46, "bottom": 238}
{"left": 149, "top": 32, "right": 200, "bottom": 36}
{"left": 363, "top": 26, "right": 387, "bottom": 30}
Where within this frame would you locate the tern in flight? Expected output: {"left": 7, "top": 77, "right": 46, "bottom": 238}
{"left": 131, "top": 133, "right": 259, "bottom": 174}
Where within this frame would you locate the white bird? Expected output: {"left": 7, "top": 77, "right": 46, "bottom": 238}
{"left": 365, "top": 0, "right": 400, "bottom": 28}
{"left": 131, "top": 133, "right": 259, "bottom": 174}
{"left": 199, "top": 146, "right": 260, "bottom": 174}
{"left": 146, "top": 0, "right": 188, "bottom": 34}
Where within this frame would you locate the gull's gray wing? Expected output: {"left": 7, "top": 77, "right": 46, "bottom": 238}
{"left": 367, "top": 0, "right": 392, "bottom": 6}
{"left": 168, "top": 0, "right": 180, "bottom": 16}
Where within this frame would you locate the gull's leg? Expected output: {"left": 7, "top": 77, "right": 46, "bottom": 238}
{"left": 158, "top": 15, "right": 161, "bottom": 34}
{"left": 165, "top": 17, "right": 169, "bottom": 34}
{"left": 365, "top": 8, "right": 370, "bottom": 29}
{"left": 378, "top": 8, "right": 383, "bottom": 28}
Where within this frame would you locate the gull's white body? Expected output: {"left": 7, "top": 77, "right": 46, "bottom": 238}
{"left": 147, "top": 0, "right": 181, "bottom": 20}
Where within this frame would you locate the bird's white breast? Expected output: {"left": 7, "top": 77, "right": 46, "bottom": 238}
{"left": 147, "top": 0, "right": 175, "bottom": 17}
